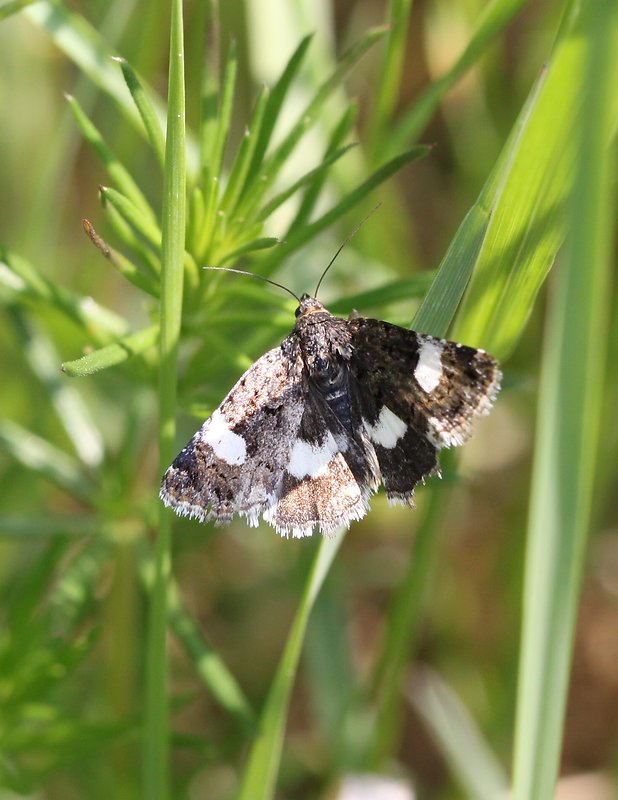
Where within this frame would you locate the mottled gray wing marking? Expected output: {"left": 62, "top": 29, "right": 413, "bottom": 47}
{"left": 160, "top": 344, "right": 304, "bottom": 527}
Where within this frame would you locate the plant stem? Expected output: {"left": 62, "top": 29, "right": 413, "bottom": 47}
{"left": 143, "top": 0, "right": 186, "bottom": 797}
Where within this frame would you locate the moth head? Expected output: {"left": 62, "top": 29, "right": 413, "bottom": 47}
{"left": 295, "top": 294, "right": 328, "bottom": 319}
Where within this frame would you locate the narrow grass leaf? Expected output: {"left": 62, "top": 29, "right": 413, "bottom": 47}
{"left": 238, "top": 534, "right": 343, "bottom": 800}
{"left": 243, "top": 33, "right": 314, "bottom": 191}
{"left": 167, "top": 581, "right": 257, "bottom": 733}
{"left": 385, "top": 0, "right": 528, "bottom": 159}
{"left": 82, "top": 218, "right": 159, "bottom": 297}
{"left": 0, "top": 247, "right": 128, "bottom": 340}
{"left": 61, "top": 324, "right": 159, "bottom": 377}
{"left": 219, "top": 85, "right": 270, "bottom": 215}
{"left": 366, "top": 0, "right": 413, "bottom": 156}
{"left": 204, "top": 39, "right": 237, "bottom": 181}
{"left": 290, "top": 104, "right": 358, "bottom": 232}
{"left": 327, "top": 274, "right": 434, "bottom": 316}
{"left": 256, "top": 144, "right": 356, "bottom": 224}
{"left": 512, "top": 2, "right": 618, "bottom": 796}
{"left": 260, "top": 146, "right": 429, "bottom": 275}
{"left": 0, "top": 420, "right": 96, "bottom": 504}
{"left": 65, "top": 94, "right": 156, "bottom": 220}
{"left": 115, "top": 56, "right": 166, "bottom": 169}
{"left": 219, "top": 237, "right": 281, "bottom": 265}
{"left": 9, "top": 308, "right": 105, "bottom": 467}
{"left": 251, "top": 27, "right": 387, "bottom": 214}
{"left": 408, "top": 669, "right": 509, "bottom": 800}
{"left": 0, "top": 0, "right": 38, "bottom": 20}
{"left": 100, "top": 187, "right": 162, "bottom": 250}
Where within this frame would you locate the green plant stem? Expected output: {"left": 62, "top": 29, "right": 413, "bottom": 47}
{"left": 143, "top": 1, "right": 186, "bottom": 798}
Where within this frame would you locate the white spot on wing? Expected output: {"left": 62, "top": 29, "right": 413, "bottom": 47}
{"left": 415, "top": 338, "right": 444, "bottom": 393}
{"left": 201, "top": 410, "right": 247, "bottom": 465}
{"left": 364, "top": 406, "right": 407, "bottom": 449}
{"left": 287, "top": 432, "right": 339, "bottom": 479}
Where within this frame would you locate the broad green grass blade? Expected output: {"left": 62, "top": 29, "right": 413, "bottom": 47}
{"left": 512, "top": 1, "right": 618, "bottom": 797}
{"left": 61, "top": 324, "right": 159, "bottom": 377}
{"left": 412, "top": 204, "right": 490, "bottom": 338}
{"left": 454, "top": 2, "right": 618, "bottom": 357}
{"left": 237, "top": 534, "right": 343, "bottom": 800}
{"left": 143, "top": 1, "right": 186, "bottom": 797}
{"left": 327, "top": 274, "right": 434, "bottom": 316}
{"left": 409, "top": 669, "right": 508, "bottom": 800}
{"left": 385, "top": 0, "right": 528, "bottom": 160}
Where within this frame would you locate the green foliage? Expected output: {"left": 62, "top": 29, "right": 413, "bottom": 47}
{"left": 0, "top": 1, "right": 616, "bottom": 799}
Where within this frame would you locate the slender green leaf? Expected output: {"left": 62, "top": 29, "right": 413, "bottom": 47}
{"left": 100, "top": 187, "right": 162, "bottom": 250}
{"left": 256, "top": 144, "right": 356, "bottom": 224}
{"left": 219, "top": 237, "right": 281, "bottom": 265}
{"left": 409, "top": 669, "right": 509, "bottom": 800}
{"left": 0, "top": 246, "right": 128, "bottom": 340}
{"left": 65, "top": 93, "right": 156, "bottom": 220}
{"left": 248, "top": 27, "right": 387, "bottom": 215}
{"left": 238, "top": 535, "right": 343, "bottom": 800}
{"left": 61, "top": 324, "right": 159, "bottom": 377}
{"left": 0, "top": 420, "right": 96, "bottom": 504}
{"left": 9, "top": 308, "right": 105, "bottom": 467}
{"left": 168, "top": 581, "right": 257, "bottom": 733}
{"left": 366, "top": 0, "right": 414, "bottom": 156}
{"left": 260, "top": 146, "right": 429, "bottom": 275}
{"left": 219, "top": 85, "right": 270, "bottom": 215}
{"left": 385, "top": 0, "right": 528, "bottom": 159}
{"left": 115, "top": 56, "right": 166, "bottom": 169}
{"left": 243, "top": 33, "right": 314, "bottom": 191}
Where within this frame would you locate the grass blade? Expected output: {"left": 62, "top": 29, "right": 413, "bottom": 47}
{"left": 512, "top": 1, "right": 618, "bottom": 796}
{"left": 238, "top": 535, "right": 343, "bottom": 800}
{"left": 0, "top": 420, "right": 96, "bottom": 504}
{"left": 260, "top": 146, "right": 430, "bottom": 276}
{"left": 408, "top": 669, "right": 509, "bottom": 800}
{"left": 65, "top": 93, "right": 156, "bottom": 220}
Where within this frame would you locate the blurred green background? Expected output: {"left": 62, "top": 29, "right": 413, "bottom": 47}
{"left": 0, "top": 1, "right": 616, "bottom": 799}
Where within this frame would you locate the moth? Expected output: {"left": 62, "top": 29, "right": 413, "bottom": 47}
{"left": 160, "top": 281, "right": 501, "bottom": 538}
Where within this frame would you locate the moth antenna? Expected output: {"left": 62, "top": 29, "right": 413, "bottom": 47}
{"left": 203, "top": 266, "right": 300, "bottom": 304}
{"left": 313, "top": 203, "right": 383, "bottom": 299}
